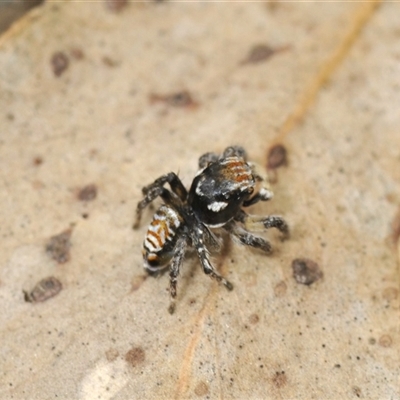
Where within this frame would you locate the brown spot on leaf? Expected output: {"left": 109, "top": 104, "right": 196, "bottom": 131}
{"left": 248, "top": 313, "right": 260, "bottom": 324}
{"left": 241, "top": 44, "right": 290, "bottom": 65}
{"left": 78, "top": 184, "right": 97, "bottom": 201}
{"left": 46, "top": 228, "right": 73, "bottom": 264}
{"left": 266, "top": 0, "right": 280, "bottom": 12}
{"left": 390, "top": 207, "right": 400, "bottom": 245}
{"left": 102, "top": 56, "right": 119, "bottom": 67}
{"left": 24, "top": 277, "right": 62, "bottom": 303}
{"left": 378, "top": 334, "right": 392, "bottom": 348}
{"left": 274, "top": 280, "right": 287, "bottom": 297}
{"left": 194, "top": 381, "right": 209, "bottom": 397}
{"left": 272, "top": 371, "right": 287, "bottom": 388}
{"left": 125, "top": 347, "right": 145, "bottom": 367}
{"left": 168, "top": 302, "right": 176, "bottom": 315}
{"left": 149, "top": 91, "right": 198, "bottom": 108}
{"left": 267, "top": 144, "right": 288, "bottom": 169}
{"left": 33, "top": 156, "right": 43, "bottom": 166}
{"left": 70, "top": 48, "right": 84, "bottom": 60}
{"left": 385, "top": 192, "right": 397, "bottom": 204}
{"left": 382, "top": 287, "right": 398, "bottom": 301}
{"left": 130, "top": 275, "right": 147, "bottom": 292}
{"left": 51, "top": 52, "right": 69, "bottom": 77}
{"left": 368, "top": 337, "right": 376, "bottom": 345}
{"left": 105, "top": 348, "right": 120, "bottom": 362}
{"left": 292, "top": 258, "right": 323, "bottom": 285}
{"left": 32, "top": 180, "right": 45, "bottom": 190}
{"left": 188, "top": 298, "right": 197, "bottom": 306}
{"left": 89, "top": 148, "right": 99, "bottom": 158}
{"left": 352, "top": 386, "right": 362, "bottom": 398}
{"left": 105, "top": 0, "right": 128, "bottom": 12}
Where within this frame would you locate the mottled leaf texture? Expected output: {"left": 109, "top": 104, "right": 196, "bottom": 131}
{"left": 0, "top": 1, "right": 399, "bottom": 399}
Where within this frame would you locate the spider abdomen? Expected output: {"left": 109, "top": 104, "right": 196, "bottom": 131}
{"left": 143, "top": 205, "right": 183, "bottom": 271}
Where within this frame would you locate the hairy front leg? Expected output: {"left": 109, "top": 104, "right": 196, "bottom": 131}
{"left": 239, "top": 212, "right": 290, "bottom": 240}
{"left": 168, "top": 236, "right": 188, "bottom": 314}
{"left": 133, "top": 172, "right": 187, "bottom": 229}
{"left": 198, "top": 152, "right": 219, "bottom": 169}
{"left": 192, "top": 226, "right": 233, "bottom": 291}
{"left": 222, "top": 145, "right": 247, "bottom": 160}
{"left": 224, "top": 221, "right": 272, "bottom": 253}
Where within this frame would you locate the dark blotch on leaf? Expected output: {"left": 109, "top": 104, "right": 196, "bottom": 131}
{"left": 272, "top": 371, "right": 287, "bottom": 388}
{"left": 391, "top": 207, "right": 400, "bottom": 245}
{"left": 248, "top": 313, "right": 260, "bottom": 324}
{"left": 24, "top": 277, "right": 62, "bottom": 303}
{"left": 149, "top": 91, "right": 198, "bottom": 108}
{"left": 267, "top": 144, "right": 288, "bottom": 169}
{"left": 352, "top": 386, "right": 362, "bottom": 398}
{"left": 194, "top": 381, "right": 209, "bottom": 396}
{"left": 51, "top": 52, "right": 69, "bottom": 77}
{"left": 78, "top": 184, "right": 97, "bottom": 201}
{"left": 292, "top": 258, "right": 323, "bottom": 285}
{"left": 125, "top": 347, "right": 145, "bottom": 367}
{"left": 241, "top": 44, "right": 290, "bottom": 65}
{"left": 46, "top": 229, "right": 72, "bottom": 264}
{"left": 70, "top": 48, "right": 84, "bottom": 60}
{"left": 33, "top": 156, "right": 43, "bottom": 166}
{"left": 102, "top": 56, "right": 119, "bottom": 67}
{"left": 105, "top": 0, "right": 128, "bottom": 12}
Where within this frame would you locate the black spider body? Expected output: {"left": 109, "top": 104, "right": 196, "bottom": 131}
{"left": 133, "top": 146, "right": 289, "bottom": 313}
{"left": 188, "top": 157, "right": 255, "bottom": 226}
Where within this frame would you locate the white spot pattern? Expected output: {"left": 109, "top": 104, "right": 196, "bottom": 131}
{"left": 207, "top": 201, "right": 228, "bottom": 212}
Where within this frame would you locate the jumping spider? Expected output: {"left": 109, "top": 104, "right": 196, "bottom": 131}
{"left": 133, "top": 146, "right": 289, "bottom": 313}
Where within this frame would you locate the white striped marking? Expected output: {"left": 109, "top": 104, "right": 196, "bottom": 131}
{"left": 143, "top": 206, "right": 180, "bottom": 253}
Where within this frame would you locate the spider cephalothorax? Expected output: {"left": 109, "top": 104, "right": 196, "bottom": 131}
{"left": 133, "top": 146, "right": 289, "bottom": 313}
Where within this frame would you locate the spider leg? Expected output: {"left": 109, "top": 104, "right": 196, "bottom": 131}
{"left": 224, "top": 220, "right": 272, "bottom": 253}
{"left": 168, "top": 236, "right": 188, "bottom": 314}
{"left": 242, "top": 187, "right": 273, "bottom": 207}
{"left": 203, "top": 226, "right": 222, "bottom": 253}
{"left": 222, "top": 145, "right": 247, "bottom": 160}
{"left": 141, "top": 172, "right": 187, "bottom": 200}
{"left": 243, "top": 161, "right": 274, "bottom": 207}
{"left": 236, "top": 210, "right": 290, "bottom": 240}
{"left": 198, "top": 152, "right": 219, "bottom": 169}
{"left": 192, "top": 225, "right": 233, "bottom": 291}
{"left": 133, "top": 172, "right": 187, "bottom": 229}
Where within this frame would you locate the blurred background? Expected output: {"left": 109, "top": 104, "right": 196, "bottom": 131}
{"left": 0, "top": 0, "right": 43, "bottom": 33}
